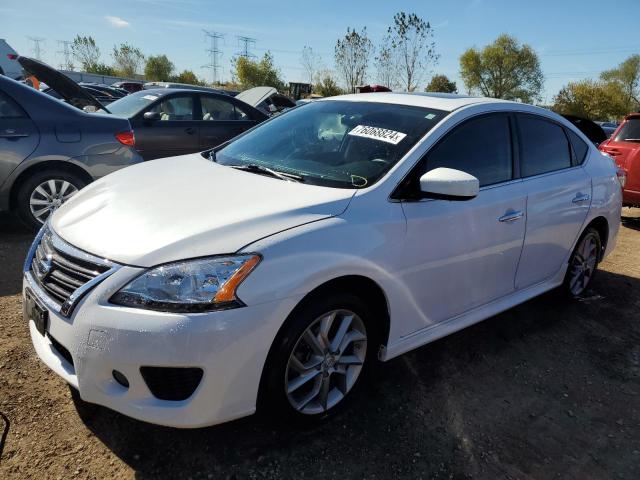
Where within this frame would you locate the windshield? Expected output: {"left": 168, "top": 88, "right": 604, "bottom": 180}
{"left": 105, "top": 91, "right": 162, "bottom": 117}
{"left": 215, "top": 100, "right": 446, "bottom": 188}
{"left": 614, "top": 118, "right": 640, "bottom": 142}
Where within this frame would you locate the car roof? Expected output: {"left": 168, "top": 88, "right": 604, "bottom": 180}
{"left": 324, "top": 92, "right": 514, "bottom": 112}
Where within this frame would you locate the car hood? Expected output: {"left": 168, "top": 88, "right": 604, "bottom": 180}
{"left": 17, "top": 56, "right": 107, "bottom": 112}
{"left": 235, "top": 86, "right": 277, "bottom": 107}
{"left": 51, "top": 154, "right": 355, "bottom": 267}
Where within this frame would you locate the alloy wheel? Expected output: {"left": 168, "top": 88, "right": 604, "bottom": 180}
{"left": 29, "top": 179, "right": 78, "bottom": 224}
{"left": 568, "top": 233, "right": 598, "bottom": 296}
{"left": 285, "top": 309, "right": 367, "bottom": 415}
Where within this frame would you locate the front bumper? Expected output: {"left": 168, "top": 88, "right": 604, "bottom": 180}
{"left": 24, "top": 266, "right": 302, "bottom": 428}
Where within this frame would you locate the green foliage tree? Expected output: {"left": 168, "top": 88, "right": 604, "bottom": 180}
{"left": 174, "top": 70, "right": 204, "bottom": 86}
{"left": 388, "top": 12, "right": 438, "bottom": 92}
{"left": 460, "top": 34, "right": 543, "bottom": 103}
{"left": 314, "top": 70, "right": 343, "bottom": 97}
{"left": 91, "top": 63, "right": 116, "bottom": 76}
{"left": 426, "top": 74, "right": 457, "bottom": 93}
{"left": 335, "top": 27, "right": 373, "bottom": 93}
{"left": 144, "top": 54, "right": 174, "bottom": 81}
{"left": 600, "top": 54, "right": 640, "bottom": 112}
{"left": 233, "top": 52, "right": 285, "bottom": 90}
{"left": 552, "top": 80, "right": 628, "bottom": 120}
{"left": 112, "top": 43, "right": 145, "bottom": 77}
{"left": 71, "top": 35, "right": 101, "bottom": 72}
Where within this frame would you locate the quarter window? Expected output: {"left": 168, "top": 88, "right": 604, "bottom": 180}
{"left": 424, "top": 114, "right": 513, "bottom": 187}
{"left": 566, "top": 129, "right": 589, "bottom": 165}
{"left": 0, "top": 93, "right": 25, "bottom": 118}
{"left": 519, "top": 116, "right": 572, "bottom": 176}
{"left": 148, "top": 96, "right": 194, "bottom": 121}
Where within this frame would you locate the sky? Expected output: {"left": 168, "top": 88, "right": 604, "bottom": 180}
{"left": 1, "top": 0, "right": 639, "bottom": 101}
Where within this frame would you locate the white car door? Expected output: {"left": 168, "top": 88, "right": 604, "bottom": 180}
{"left": 396, "top": 113, "right": 527, "bottom": 332}
{"left": 514, "top": 114, "right": 591, "bottom": 289}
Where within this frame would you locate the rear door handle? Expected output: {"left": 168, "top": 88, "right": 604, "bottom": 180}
{"left": 499, "top": 210, "right": 524, "bottom": 223}
{"left": 0, "top": 129, "right": 29, "bottom": 138}
{"left": 572, "top": 193, "right": 591, "bottom": 204}
{"left": 185, "top": 127, "right": 196, "bottom": 135}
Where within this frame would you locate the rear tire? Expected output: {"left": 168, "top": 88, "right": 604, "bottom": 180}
{"left": 260, "top": 291, "right": 379, "bottom": 423}
{"left": 562, "top": 227, "right": 601, "bottom": 298}
{"left": 15, "top": 169, "right": 86, "bottom": 231}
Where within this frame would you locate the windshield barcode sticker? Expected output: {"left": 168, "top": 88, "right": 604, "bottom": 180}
{"left": 348, "top": 125, "right": 407, "bottom": 145}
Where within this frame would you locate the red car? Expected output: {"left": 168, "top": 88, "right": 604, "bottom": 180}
{"left": 599, "top": 113, "right": 640, "bottom": 207}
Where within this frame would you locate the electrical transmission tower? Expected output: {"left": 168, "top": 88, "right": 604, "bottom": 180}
{"left": 28, "top": 36, "right": 45, "bottom": 60}
{"left": 202, "top": 30, "right": 224, "bottom": 85}
{"left": 57, "top": 40, "right": 73, "bottom": 70}
{"left": 236, "top": 36, "right": 257, "bottom": 59}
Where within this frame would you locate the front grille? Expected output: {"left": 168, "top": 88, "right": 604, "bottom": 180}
{"left": 30, "top": 229, "right": 110, "bottom": 307}
{"left": 140, "top": 367, "right": 204, "bottom": 401}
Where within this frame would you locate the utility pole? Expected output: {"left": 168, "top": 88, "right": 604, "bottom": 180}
{"left": 57, "top": 40, "right": 73, "bottom": 70}
{"left": 202, "top": 30, "right": 224, "bottom": 85}
{"left": 27, "top": 36, "right": 45, "bottom": 61}
{"left": 236, "top": 36, "right": 257, "bottom": 59}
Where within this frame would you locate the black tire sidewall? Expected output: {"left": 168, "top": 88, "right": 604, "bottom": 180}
{"left": 564, "top": 227, "right": 601, "bottom": 298}
{"left": 15, "top": 170, "right": 86, "bottom": 231}
{"left": 260, "top": 291, "right": 380, "bottom": 423}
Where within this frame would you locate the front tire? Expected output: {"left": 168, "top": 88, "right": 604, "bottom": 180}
{"left": 15, "top": 170, "right": 86, "bottom": 230}
{"left": 260, "top": 292, "right": 378, "bottom": 422}
{"left": 563, "top": 227, "right": 601, "bottom": 297}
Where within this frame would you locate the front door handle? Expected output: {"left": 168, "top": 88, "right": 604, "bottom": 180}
{"left": 0, "top": 129, "right": 29, "bottom": 138}
{"left": 185, "top": 127, "right": 196, "bottom": 135}
{"left": 499, "top": 210, "right": 524, "bottom": 223}
{"left": 572, "top": 193, "right": 591, "bottom": 204}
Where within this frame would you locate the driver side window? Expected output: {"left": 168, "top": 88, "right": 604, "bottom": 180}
{"left": 423, "top": 114, "right": 513, "bottom": 187}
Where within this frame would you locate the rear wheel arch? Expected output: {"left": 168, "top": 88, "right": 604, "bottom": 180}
{"left": 584, "top": 216, "right": 609, "bottom": 261}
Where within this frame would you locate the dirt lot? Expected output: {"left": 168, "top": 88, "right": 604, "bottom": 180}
{"left": 1, "top": 211, "right": 639, "bottom": 480}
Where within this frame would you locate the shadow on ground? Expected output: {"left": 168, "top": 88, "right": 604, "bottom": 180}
{"left": 0, "top": 213, "right": 33, "bottom": 297}
{"left": 72, "top": 269, "right": 640, "bottom": 479}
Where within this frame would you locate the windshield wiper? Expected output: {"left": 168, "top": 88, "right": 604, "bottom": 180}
{"left": 230, "top": 164, "right": 304, "bottom": 182}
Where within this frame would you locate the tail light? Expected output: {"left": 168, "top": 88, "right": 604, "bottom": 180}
{"left": 115, "top": 131, "right": 135, "bottom": 146}
{"left": 7, "top": 54, "right": 17, "bottom": 60}
{"left": 616, "top": 167, "right": 627, "bottom": 189}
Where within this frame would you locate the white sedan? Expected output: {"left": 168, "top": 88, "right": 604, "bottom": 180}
{"left": 23, "top": 93, "right": 622, "bottom": 428}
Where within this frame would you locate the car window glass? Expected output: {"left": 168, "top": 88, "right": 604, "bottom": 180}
{"left": 201, "top": 96, "right": 243, "bottom": 121}
{"left": 614, "top": 118, "right": 640, "bottom": 143}
{"left": 567, "top": 129, "right": 589, "bottom": 165}
{"left": 424, "top": 115, "right": 512, "bottom": 187}
{"left": 149, "top": 96, "right": 193, "bottom": 121}
{"left": 0, "top": 93, "right": 25, "bottom": 118}
{"left": 519, "top": 116, "right": 572, "bottom": 176}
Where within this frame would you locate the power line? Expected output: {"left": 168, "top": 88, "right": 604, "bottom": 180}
{"left": 57, "top": 40, "right": 73, "bottom": 70}
{"left": 236, "top": 36, "right": 257, "bottom": 59}
{"left": 27, "top": 36, "right": 45, "bottom": 60}
{"left": 203, "top": 30, "right": 224, "bottom": 84}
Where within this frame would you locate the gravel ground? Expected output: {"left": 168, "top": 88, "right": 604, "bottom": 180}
{"left": 1, "top": 210, "right": 639, "bottom": 480}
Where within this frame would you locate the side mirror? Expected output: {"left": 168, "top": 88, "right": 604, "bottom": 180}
{"left": 419, "top": 167, "right": 479, "bottom": 200}
{"left": 143, "top": 111, "right": 161, "bottom": 121}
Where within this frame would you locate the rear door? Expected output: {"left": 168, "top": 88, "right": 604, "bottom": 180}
{"left": 131, "top": 93, "right": 200, "bottom": 160}
{"left": 514, "top": 114, "right": 591, "bottom": 290}
{"left": 198, "top": 94, "right": 257, "bottom": 149}
{"left": 0, "top": 91, "right": 39, "bottom": 185}
{"left": 600, "top": 117, "right": 640, "bottom": 205}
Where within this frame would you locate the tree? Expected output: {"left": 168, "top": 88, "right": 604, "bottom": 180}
{"left": 300, "top": 46, "right": 321, "bottom": 85}
{"left": 375, "top": 36, "right": 397, "bottom": 89}
{"left": 112, "top": 43, "right": 145, "bottom": 77}
{"left": 552, "top": 80, "right": 628, "bottom": 120}
{"left": 426, "top": 74, "right": 457, "bottom": 93}
{"left": 600, "top": 54, "right": 640, "bottom": 112}
{"left": 71, "top": 35, "right": 101, "bottom": 72}
{"left": 234, "top": 52, "right": 285, "bottom": 90}
{"left": 144, "top": 54, "right": 174, "bottom": 81}
{"left": 174, "top": 70, "right": 204, "bottom": 86}
{"left": 388, "top": 12, "right": 438, "bottom": 92}
{"left": 90, "top": 63, "right": 116, "bottom": 76}
{"left": 460, "top": 34, "right": 543, "bottom": 103}
{"left": 314, "top": 70, "right": 343, "bottom": 97}
{"left": 335, "top": 27, "right": 373, "bottom": 93}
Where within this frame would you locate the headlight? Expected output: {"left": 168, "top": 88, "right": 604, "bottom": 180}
{"left": 110, "top": 254, "right": 261, "bottom": 313}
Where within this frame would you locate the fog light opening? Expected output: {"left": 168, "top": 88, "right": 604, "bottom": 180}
{"left": 112, "top": 370, "right": 129, "bottom": 389}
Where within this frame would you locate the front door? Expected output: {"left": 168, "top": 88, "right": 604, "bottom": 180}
{"left": 0, "top": 91, "right": 39, "bottom": 184}
{"left": 398, "top": 113, "right": 526, "bottom": 332}
{"left": 132, "top": 94, "right": 200, "bottom": 160}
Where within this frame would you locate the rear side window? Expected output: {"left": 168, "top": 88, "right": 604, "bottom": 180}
{"left": 201, "top": 96, "right": 248, "bottom": 120}
{"left": 567, "top": 129, "right": 589, "bottom": 165}
{"left": 425, "top": 114, "right": 513, "bottom": 187}
{"left": 0, "top": 93, "right": 26, "bottom": 118}
{"left": 614, "top": 118, "right": 640, "bottom": 143}
{"left": 518, "top": 115, "right": 571, "bottom": 177}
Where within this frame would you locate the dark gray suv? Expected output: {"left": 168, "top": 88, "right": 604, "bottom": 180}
{"left": 0, "top": 75, "right": 142, "bottom": 229}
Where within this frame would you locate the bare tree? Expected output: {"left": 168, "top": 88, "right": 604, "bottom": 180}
{"left": 335, "top": 27, "right": 373, "bottom": 93}
{"left": 112, "top": 43, "right": 145, "bottom": 77}
{"left": 71, "top": 35, "right": 101, "bottom": 71}
{"left": 388, "top": 12, "right": 439, "bottom": 92}
{"left": 300, "top": 46, "right": 321, "bottom": 85}
{"left": 375, "top": 35, "right": 397, "bottom": 89}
